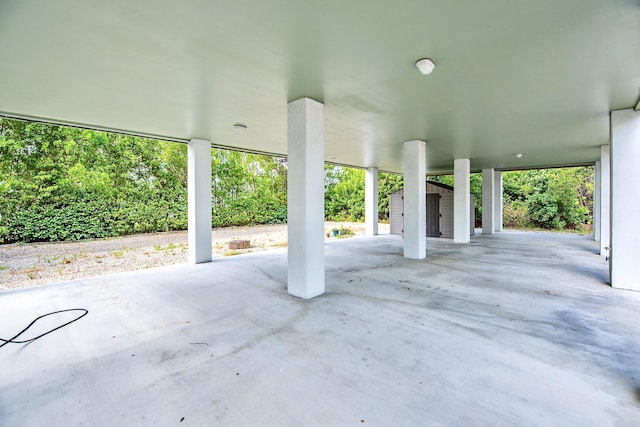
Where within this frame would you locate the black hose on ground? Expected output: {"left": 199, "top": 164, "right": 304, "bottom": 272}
{"left": 0, "top": 308, "right": 88, "bottom": 349}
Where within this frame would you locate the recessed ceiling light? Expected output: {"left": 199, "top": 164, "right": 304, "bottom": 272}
{"left": 415, "top": 58, "right": 435, "bottom": 75}
{"left": 234, "top": 123, "right": 247, "bottom": 132}
{"left": 515, "top": 153, "right": 523, "bottom": 159}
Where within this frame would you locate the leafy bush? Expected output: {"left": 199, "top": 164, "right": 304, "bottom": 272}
{"left": 503, "top": 199, "right": 529, "bottom": 228}
{"left": 510, "top": 168, "right": 591, "bottom": 230}
{"left": 0, "top": 117, "right": 595, "bottom": 243}
{"left": 324, "top": 166, "right": 365, "bottom": 221}
{"left": 4, "top": 200, "right": 114, "bottom": 242}
{"left": 0, "top": 118, "right": 293, "bottom": 243}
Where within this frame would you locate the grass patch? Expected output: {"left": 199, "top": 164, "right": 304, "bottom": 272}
{"left": 111, "top": 246, "right": 132, "bottom": 258}
{"left": 504, "top": 226, "right": 592, "bottom": 235}
{"left": 153, "top": 242, "right": 185, "bottom": 252}
{"left": 153, "top": 242, "right": 187, "bottom": 256}
{"left": 23, "top": 266, "right": 44, "bottom": 280}
{"left": 0, "top": 265, "right": 8, "bottom": 271}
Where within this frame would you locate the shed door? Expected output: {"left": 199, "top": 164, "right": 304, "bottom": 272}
{"left": 427, "top": 193, "right": 440, "bottom": 237}
{"left": 390, "top": 194, "right": 404, "bottom": 235}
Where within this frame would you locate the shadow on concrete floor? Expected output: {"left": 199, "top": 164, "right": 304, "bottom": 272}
{"left": 1, "top": 231, "right": 639, "bottom": 426}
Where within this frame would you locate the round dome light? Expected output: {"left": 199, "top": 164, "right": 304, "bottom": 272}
{"left": 415, "top": 58, "right": 435, "bottom": 75}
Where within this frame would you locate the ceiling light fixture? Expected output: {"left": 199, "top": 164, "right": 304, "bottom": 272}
{"left": 234, "top": 123, "right": 247, "bottom": 132}
{"left": 515, "top": 153, "right": 523, "bottom": 159}
{"left": 415, "top": 58, "right": 435, "bottom": 75}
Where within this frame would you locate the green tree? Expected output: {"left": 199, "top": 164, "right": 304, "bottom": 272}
{"left": 0, "top": 118, "right": 293, "bottom": 242}
{"left": 210, "top": 150, "right": 288, "bottom": 227}
{"left": 502, "top": 167, "right": 592, "bottom": 230}
{"left": 0, "top": 119, "right": 189, "bottom": 242}
{"left": 378, "top": 172, "right": 403, "bottom": 221}
{"left": 0, "top": 117, "right": 595, "bottom": 243}
{"left": 324, "top": 165, "right": 365, "bottom": 221}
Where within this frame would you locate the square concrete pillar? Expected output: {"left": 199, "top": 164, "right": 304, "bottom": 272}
{"left": 403, "top": 140, "right": 426, "bottom": 259}
{"left": 610, "top": 109, "right": 640, "bottom": 291}
{"left": 287, "top": 97, "right": 325, "bottom": 299}
{"left": 600, "top": 145, "right": 610, "bottom": 256}
{"left": 482, "top": 168, "right": 495, "bottom": 234}
{"left": 454, "top": 158, "right": 471, "bottom": 243}
{"left": 494, "top": 170, "right": 503, "bottom": 232}
{"left": 365, "top": 167, "right": 379, "bottom": 236}
{"left": 188, "top": 139, "right": 212, "bottom": 264}
{"left": 594, "top": 161, "right": 601, "bottom": 242}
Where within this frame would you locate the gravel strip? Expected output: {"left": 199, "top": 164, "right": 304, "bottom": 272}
{"left": 0, "top": 222, "right": 389, "bottom": 291}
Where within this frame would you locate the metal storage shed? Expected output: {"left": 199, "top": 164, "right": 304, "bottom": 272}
{"left": 389, "top": 181, "right": 475, "bottom": 238}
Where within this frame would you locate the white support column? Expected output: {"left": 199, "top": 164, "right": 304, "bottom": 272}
{"left": 365, "top": 167, "right": 379, "bottom": 236}
{"left": 610, "top": 109, "right": 640, "bottom": 291}
{"left": 593, "top": 161, "right": 601, "bottom": 242}
{"left": 482, "top": 168, "right": 495, "bottom": 234}
{"left": 600, "top": 145, "right": 610, "bottom": 256}
{"left": 454, "top": 158, "right": 471, "bottom": 243}
{"left": 287, "top": 97, "right": 325, "bottom": 299}
{"left": 188, "top": 139, "right": 212, "bottom": 264}
{"left": 494, "top": 170, "right": 503, "bottom": 232}
{"left": 403, "top": 140, "right": 426, "bottom": 259}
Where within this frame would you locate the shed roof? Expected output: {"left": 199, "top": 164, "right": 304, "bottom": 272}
{"left": 389, "top": 180, "right": 456, "bottom": 196}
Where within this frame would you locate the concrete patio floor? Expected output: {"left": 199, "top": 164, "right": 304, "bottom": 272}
{"left": 1, "top": 231, "right": 639, "bottom": 426}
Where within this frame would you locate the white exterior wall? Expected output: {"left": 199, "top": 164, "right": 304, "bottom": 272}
{"left": 390, "top": 191, "right": 404, "bottom": 235}
{"left": 402, "top": 140, "right": 426, "bottom": 259}
{"left": 287, "top": 98, "right": 325, "bottom": 299}
{"left": 594, "top": 161, "right": 601, "bottom": 242}
{"left": 188, "top": 139, "right": 212, "bottom": 264}
{"left": 600, "top": 145, "right": 610, "bottom": 256}
{"left": 454, "top": 158, "right": 471, "bottom": 243}
{"left": 365, "top": 167, "right": 379, "bottom": 236}
{"left": 482, "top": 168, "right": 495, "bottom": 234}
{"left": 494, "top": 171, "right": 503, "bottom": 232}
{"left": 439, "top": 193, "right": 454, "bottom": 238}
{"left": 610, "top": 109, "right": 640, "bottom": 291}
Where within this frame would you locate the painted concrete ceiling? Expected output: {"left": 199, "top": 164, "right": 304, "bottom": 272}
{"left": 0, "top": 1, "right": 638, "bottom": 173}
